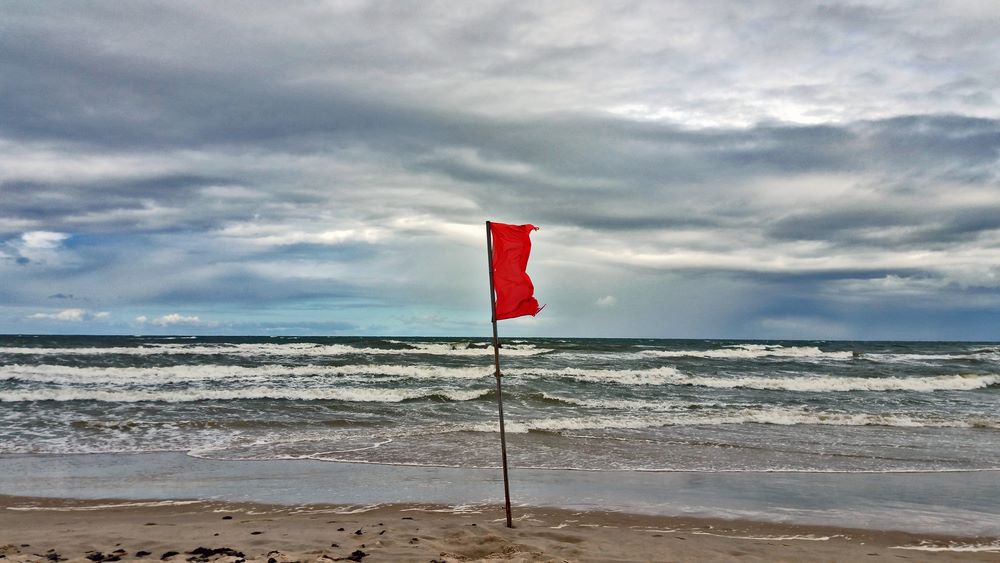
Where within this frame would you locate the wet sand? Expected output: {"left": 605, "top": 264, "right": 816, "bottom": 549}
{"left": 2, "top": 495, "right": 998, "bottom": 562}
{"left": 4, "top": 453, "right": 1000, "bottom": 538}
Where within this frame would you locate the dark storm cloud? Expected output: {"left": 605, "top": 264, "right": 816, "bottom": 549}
{"left": 858, "top": 115, "right": 1000, "bottom": 172}
{"left": 2, "top": 15, "right": 453, "bottom": 151}
{"left": 424, "top": 116, "right": 1000, "bottom": 248}
{"left": 3, "top": 111, "right": 997, "bottom": 239}
{"left": 768, "top": 209, "right": 912, "bottom": 242}
{"left": 151, "top": 273, "right": 372, "bottom": 306}
{"left": 1, "top": 175, "right": 240, "bottom": 233}
{"left": 764, "top": 206, "right": 993, "bottom": 251}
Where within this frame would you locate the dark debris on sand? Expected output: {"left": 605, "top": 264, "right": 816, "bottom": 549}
{"left": 185, "top": 546, "right": 246, "bottom": 561}
{"left": 85, "top": 551, "right": 124, "bottom": 562}
{"left": 334, "top": 550, "right": 368, "bottom": 562}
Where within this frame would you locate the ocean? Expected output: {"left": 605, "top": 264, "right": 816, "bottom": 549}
{"left": 2, "top": 335, "right": 998, "bottom": 474}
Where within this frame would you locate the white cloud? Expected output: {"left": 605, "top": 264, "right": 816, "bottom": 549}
{"left": 27, "top": 308, "right": 110, "bottom": 322}
{"left": 157, "top": 313, "right": 201, "bottom": 326}
{"left": 29, "top": 308, "right": 85, "bottom": 321}
{"left": 136, "top": 313, "right": 213, "bottom": 327}
{"left": 5, "top": 231, "right": 71, "bottom": 265}
{"left": 21, "top": 231, "right": 69, "bottom": 248}
{"left": 214, "top": 222, "right": 386, "bottom": 247}
{"left": 596, "top": 295, "right": 617, "bottom": 307}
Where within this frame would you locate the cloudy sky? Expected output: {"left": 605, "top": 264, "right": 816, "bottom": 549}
{"left": 2, "top": 1, "right": 1000, "bottom": 339}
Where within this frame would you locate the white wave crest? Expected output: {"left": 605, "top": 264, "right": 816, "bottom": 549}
{"left": 404, "top": 342, "right": 544, "bottom": 356}
{"left": 872, "top": 350, "right": 1000, "bottom": 364}
{"left": 891, "top": 540, "right": 1000, "bottom": 553}
{"left": 0, "top": 363, "right": 685, "bottom": 387}
{"left": 0, "top": 341, "right": 549, "bottom": 357}
{"left": 538, "top": 393, "right": 719, "bottom": 411}
{"left": 673, "top": 373, "right": 1000, "bottom": 392}
{"left": 691, "top": 531, "right": 841, "bottom": 541}
{"left": 640, "top": 344, "right": 854, "bottom": 360}
{"left": 463, "top": 405, "right": 999, "bottom": 433}
{"left": 5, "top": 364, "right": 997, "bottom": 393}
{"left": 511, "top": 368, "right": 1000, "bottom": 391}
{"left": 504, "top": 366, "right": 684, "bottom": 385}
{"left": 6, "top": 500, "right": 203, "bottom": 511}
{"left": 466, "top": 414, "right": 671, "bottom": 433}
{"left": 0, "top": 386, "right": 489, "bottom": 403}
{"left": 0, "top": 363, "right": 488, "bottom": 385}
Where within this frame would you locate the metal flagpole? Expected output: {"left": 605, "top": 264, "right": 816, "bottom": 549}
{"left": 486, "top": 220, "right": 514, "bottom": 528}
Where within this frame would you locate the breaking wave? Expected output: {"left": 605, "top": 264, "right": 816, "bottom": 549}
{"left": 463, "top": 406, "right": 1000, "bottom": 433}
{"left": 639, "top": 344, "right": 855, "bottom": 360}
{"left": 4, "top": 364, "right": 997, "bottom": 392}
{"left": 0, "top": 363, "right": 487, "bottom": 385}
{"left": 0, "top": 341, "right": 549, "bottom": 358}
{"left": 891, "top": 540, "right": 1000, "bottom": 553}
{"left": 509, "top": 368, "right": 999, "bottom": 391}
{"left": 0, "top": 387, "right": 490, "bottom": 403}
{"left": 668, "top": 373, "right": 1000, "bottom": 392}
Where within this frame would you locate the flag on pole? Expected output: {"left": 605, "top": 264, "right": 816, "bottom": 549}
{"left": 485, "top": 221, "right": 543, "bottom": 528}
{"left": 489, "top": 222, "right": 543, "bottom": 321}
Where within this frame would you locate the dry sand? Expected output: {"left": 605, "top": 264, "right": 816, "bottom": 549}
{"left": 2, "top": 495, "right": 998, "bottom": 562}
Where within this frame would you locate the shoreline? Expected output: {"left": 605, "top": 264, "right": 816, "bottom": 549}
{"left": 18, "top": 448, "right": 1000, "bottom": 474}
{"left": 3, "top": 452, "right": 1000, "bottom": 537}
{"left": 2, "top": 495, "right": 999, "bottom": 562}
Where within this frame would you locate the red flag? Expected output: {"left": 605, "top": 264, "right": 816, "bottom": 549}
{"left": 490, "top": 222, "right": 543, "bottom": 320}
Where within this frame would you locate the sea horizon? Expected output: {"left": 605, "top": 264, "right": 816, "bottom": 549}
{"left": 5, "top": 333, "right": 999, "bottom": 343}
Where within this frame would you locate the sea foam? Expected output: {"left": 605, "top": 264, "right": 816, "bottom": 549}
{"left": 0, "top": 363, "right": 487, "bottom": 385}
{"left": 891, "top": 540, "right": 1000, "bottom": 553}
{"left": 509, "top": 368, "right": 1000, "bottom": 391}
{"left": 0, "top": 341, "right": 550, "bottom": 357}
{"left": 463, "top": 405, "right": 998, "bottom": 433}
{"left": 668, "top": 373, "right": 1000, "bottom": 392}
{"left": 0, "top": 386, "right": 490, "bottom": 403}
{"left": 639, "top": 344, "right": 855, "bottom": 360}
{"left": 4, "top": 364, "right": 997, "bottom": 392}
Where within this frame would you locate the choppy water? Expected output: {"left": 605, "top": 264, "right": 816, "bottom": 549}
{"left": 2, "top": 336, "right": 998, "bottom": 472}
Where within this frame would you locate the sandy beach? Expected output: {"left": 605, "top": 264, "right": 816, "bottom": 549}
{"left": 3, "top": 495, "right": 999, "bottom": 563}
